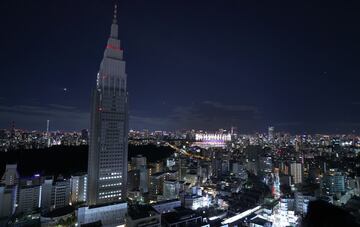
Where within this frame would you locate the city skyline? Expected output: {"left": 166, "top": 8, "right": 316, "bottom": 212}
{"left": 0, "top": 2, "right": 359, "bottom": 225}
{"left": 1, "top": 1, "right": 360, "bottom": 134}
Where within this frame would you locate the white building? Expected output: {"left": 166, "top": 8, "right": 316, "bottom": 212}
{"left": 70, "top": 173, "right": 87, "bottom": 204}
{"left": 77, "top": 202, "right": 127, "bottom": 226}
{"left": 183, "top": 195, "right": 210, "bottom": 210}
{"left": 290, "top": 163, "right": 303, "bottom": 185}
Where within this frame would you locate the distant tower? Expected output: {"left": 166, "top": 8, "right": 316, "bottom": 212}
{"left": 46, "top": 120, "right": 50, "bottom": 147}
{"left": 46, "top": 120, "right": 50, "bottom": 133}
{"left": 295, "top": 136, "right": 301, "bottom": 152}
{"left": 87, "top": 4, "right": 128, "bottom": 206}
{"left": 10, "top": 121, "right": 15, "bottom": 138}
{"left": 268, "top": 126, "right": 274, "bottom": 142}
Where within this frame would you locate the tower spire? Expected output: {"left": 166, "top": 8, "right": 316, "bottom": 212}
{"left": 110, "top": 3, "right": 119, "bottom": 39}
{"left": 113, "top": 4, "right": 118, "bottom": 24}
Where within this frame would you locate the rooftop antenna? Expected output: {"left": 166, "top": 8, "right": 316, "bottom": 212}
{"left": 113, "top": 3, "right": 118, "bottom": 24}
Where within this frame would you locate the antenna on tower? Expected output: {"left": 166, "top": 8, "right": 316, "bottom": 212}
{"left": 46, "top": 120, "right": 51, "bottom": 147}
{"left": 113, "top": 3, "right": 118, "bottom": 24}
{"left": 110, "top": 3, "right": 119, "bottom": 38}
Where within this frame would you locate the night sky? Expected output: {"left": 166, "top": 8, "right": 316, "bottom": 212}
{"left": 0, "top": 0, "right": 360, "bottom": 133}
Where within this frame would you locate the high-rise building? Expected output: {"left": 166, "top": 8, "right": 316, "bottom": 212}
{"left": 130, "top": 155, "right": 148, "bottom": 194}
{"left": 1, "top": 164, "right": 19, "bottom": 186}
{"left": 52, "top": 177, "right": 71, "bottom": 210}
{"left": 70, "top": 173, "right": 87, "bottom": 204}
{"left": 0, "top": 185, "right": 17, "bottom": 218}
{"left": 87, "top": 4, "right": 128, "bottom": 206}
{"left": 131, "top": 155, "right": 146, "bottom": 170}
{"left": 41, "top": 178, "right": 53, "bottom": 212}
{"left": 150, "top": 172, "right": 167, "bottom": 200}
{"left": 290, "top": 162, "right": 303, "bottom": 185}
{"left": 259, "top": 156, "right": 273, "bottom": 174}
{"left": 321, "top": 169, "right": 346, "bottom": 195}
{"left": 163, "top": 180, "right": 179, "bottom": 200}
{"left": 16, "top": 184, "right": 41, "bottom": 214}
{"left": 268, "top": 126, "right": 275, "bottom": 142}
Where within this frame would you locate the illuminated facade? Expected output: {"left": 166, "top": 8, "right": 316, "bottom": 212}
{"left": 290, "top": 162, "right": 303, "bottom": 185}
{"left": 321, "top": 169, "right": 346, "bottom": 195}
{"left": 195, "top": 133, "right": 231, "bottom": 142}
{"left": 272, "top": 168, "right": 281, "bottom": 199}
{"left": 87, "top": 5, "right": 128, "bottom": 206}
{"left": 194, "top": 133, "right": 231, "bottom": 148}
{"left": 70, "top": 174, "right": 87, "bottom": 204}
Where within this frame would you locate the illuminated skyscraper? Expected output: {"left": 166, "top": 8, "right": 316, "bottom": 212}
{"left": 268, "top": 126, "right": 274, "bottom": 142}
{"left": 87, "top": 5, "right": 128, "bottom": 206}
{"left": 290, "top": 162, "right": 303, "bottom": 185}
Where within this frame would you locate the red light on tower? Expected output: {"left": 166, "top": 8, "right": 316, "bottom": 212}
{"left": 106, "top": 44, "right": 121, "bottom": 51}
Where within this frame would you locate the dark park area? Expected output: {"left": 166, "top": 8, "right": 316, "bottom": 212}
{"left": 0, "top": 144, "right": 174, "bottom": 177}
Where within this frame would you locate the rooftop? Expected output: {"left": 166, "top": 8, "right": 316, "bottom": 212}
{"left": 162, "top": 207, "right": 200, "bottom": 224}
{"left": 128, "top": 205, "right": 159, "bottom": 220}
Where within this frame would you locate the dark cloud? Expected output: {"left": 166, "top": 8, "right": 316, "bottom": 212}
{"left": 48, "top": 104, "right": 78, "bottom": 110}
{"left": 130, "top": 116, "right": 171, "bottom": 130}
{"left": 0, "top": 104, "right": 89, "bottom": 131}
{"left": 130, "top": 101, "right": 262, "bottom": 132}
{"left": 202, "top": 101, "right": 260, "bottom": 114}
{"left": 273, "top": 122, "right": 303, "bottom": 133}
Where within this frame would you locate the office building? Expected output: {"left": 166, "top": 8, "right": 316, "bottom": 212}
{"left": 294, "top": 192, "right": 315, "bottom": 215}
{"left": 1, "top": 164, "right": 19, "bottom": 186}
{"left": 41, "top": 178, "right": 53, "bottom": 212}
{"left": 321, "top": 170, "right": 346, "bottom": 195}
{"left": 87, "top": 4, "right": 128, "bottom": 206}
{"left": 163, "top": 180, "right": 180, "bottom": 200}
{"left": 77, "top": 202, "right": 127, "bottom": 226}
{"left": 70, "top": 173, "right": 87, "bottom": 204}
{"left": 17, "top": 184, "right": 41, "bottom": 214}
{"left": 51, "top": 178, "right": 70, "bottom": 210}
{"left": 290, "top": 163, "right": 303, "bottom": 185}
